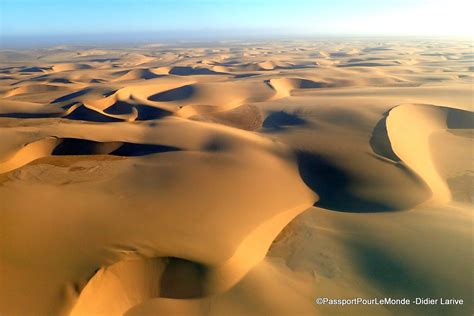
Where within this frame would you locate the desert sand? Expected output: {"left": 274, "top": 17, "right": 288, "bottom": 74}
{"left": 0, "top": 39, "right": 472, "bottom": 316}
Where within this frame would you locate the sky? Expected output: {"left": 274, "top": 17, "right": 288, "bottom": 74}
{"left": 0, "top": 0, "right": 472, "bottom": 46}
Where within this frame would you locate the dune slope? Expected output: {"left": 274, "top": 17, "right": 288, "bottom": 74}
{"left": 0, "top": 39, "right": 473, "bottom": 316}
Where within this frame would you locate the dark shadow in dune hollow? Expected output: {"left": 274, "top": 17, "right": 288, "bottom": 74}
{"left": 52, "top": 89, "right": 93, "bottom": 103}
{"left": 20, "top": 66, "right": 49, "bottom": 73}
{"left": 112, "top": 143, "right": 180, "bottom": 156}
{"left": 159, "top": 257, "right": 208, "bottom": 299}
{"left": 233, "top": 73, "right": 259, "bottom": 78}
{"left": 104, "top": 101, "right": 171, "bottom": 120}
{"left": 296, "top": 151, "right": 397, "bottom": 212}
{"left": 262, "top": 111, "right": 307, "bottom": 131}
{"left": 52, "top": 138, "right": 180, "bottom": 157}
{"left": 0, "top": 112, "right": 60, "bottom": 118}
{"left": 86, "top": 58, "right": 120, "bottom": 63}
{"left": 369, "top": 111, "right": 401, "bottom": 162}
{"left": 169, "top": 66, "right": 225, "bottom": 76}
{"left": 64, "top": 105, "right": 123, "bottom": 122}
{"left": 447, "top": 108, "right": 474, "bottom": 129}
{"left": 131, "top": 105, "right": 171, "bottom": 121}
{"left": 149, "top": 85, "right": 195, "bottom": 102}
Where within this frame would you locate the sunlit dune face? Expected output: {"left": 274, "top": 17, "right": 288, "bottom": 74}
{"left": 0, "top": 38, "right": 473, "bottom": 316}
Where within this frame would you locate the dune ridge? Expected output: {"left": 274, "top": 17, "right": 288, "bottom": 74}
{"left": 0, "top": 39, "right": 473, "bottom": 316}
{"left": 384, "top": 103, "right": 473, "bottom": 205}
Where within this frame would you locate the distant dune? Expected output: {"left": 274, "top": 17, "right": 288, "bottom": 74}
{"left": 0, "top": 39, "right": 472, "bottom": 316}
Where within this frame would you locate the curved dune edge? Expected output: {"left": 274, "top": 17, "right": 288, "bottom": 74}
{"left": 112, "top": 68, "right": 162, "bottom": 81}
{"left": 204, "top": 202, "right": 311, "bottom": 293}
{"left": 384, "top": 103, "right": 472, "bottom": 205}
{"left": 63, "top": 103, "right": 132, "bottom": 122}
{"left": 0, "top": 137, "right": 60, "bottom": 174}
{"left": 0, "top": 137, "right": 181, "bottom": 174}
{"left": 70, "top": 202, "right": 312, "bottom": 316}
{"left": 63, "top": 89, "right": 173, "bottom": 122}
{"left": 0, "top": 137, "right": 102, "bottom": 174}
{"left": 268, "top": 78, "right": 330, "bottom": 98}
{"left": 51, "top": 63, "right": 93, "bottom": 72}
{"left": 1, "top": 84, "right": 72, "bottom": 98}
{"left": 1, "top": 41, "right": 473, "bottom": 316}
{"left": 0, "top": 118, "right": 317, "bottom": 316}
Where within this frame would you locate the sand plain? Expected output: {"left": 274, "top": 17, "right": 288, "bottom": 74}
{"left": 0, "top": 39, "right": 473, "bottom": 316}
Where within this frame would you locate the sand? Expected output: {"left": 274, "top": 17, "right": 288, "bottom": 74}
{"left": 0, "top": 39, "right": 472, "bottom": 316}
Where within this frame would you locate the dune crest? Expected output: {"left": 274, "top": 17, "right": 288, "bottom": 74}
{"left": 1, "top": 39, "right": 473, "bottom": 316}
{"left": 385, "top": 103, "right": 473, "bottom": 205}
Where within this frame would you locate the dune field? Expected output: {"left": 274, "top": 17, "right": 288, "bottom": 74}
{"left": 0, "top": 39, "right": 473, "bottom": 316}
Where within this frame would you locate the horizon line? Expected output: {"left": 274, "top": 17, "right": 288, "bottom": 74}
{"left": 2, "top": 32, "right": 472, "bottom": 50}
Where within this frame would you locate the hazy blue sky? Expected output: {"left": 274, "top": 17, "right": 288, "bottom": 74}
{"left": 0, "top": 0, "right": 472, "bottom": 45}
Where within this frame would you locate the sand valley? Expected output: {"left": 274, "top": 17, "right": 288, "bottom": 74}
{"left": 0, "top": 38, "right": 473, "bottom": 316}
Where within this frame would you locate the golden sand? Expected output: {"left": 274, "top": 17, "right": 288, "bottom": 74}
{"left": 0, "top": 39, "right": 472, "bottom": 315}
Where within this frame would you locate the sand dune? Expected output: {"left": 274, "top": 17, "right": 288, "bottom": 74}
{"left": 1, "top": 83, "right": 72, "bottom": 98}
{"left": 112, "top": 69, "right": 162, "bottom": 81}
{"left": 384, "top": 103, "right": 474, "bottom": 205}
{"left": 167, "top": 66, "right": 227, "bottom": 76}
{"left": 51, "top": 63, "right": 93, "bottom": 72}
{"left": 269, "top": 78, "right": 330, "bottom": 97}
{"left": 0, "top": 137, "right": 60, "bottom": 174}
{"left": 0, "top": 39, "right": 473, "bottom": 316}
